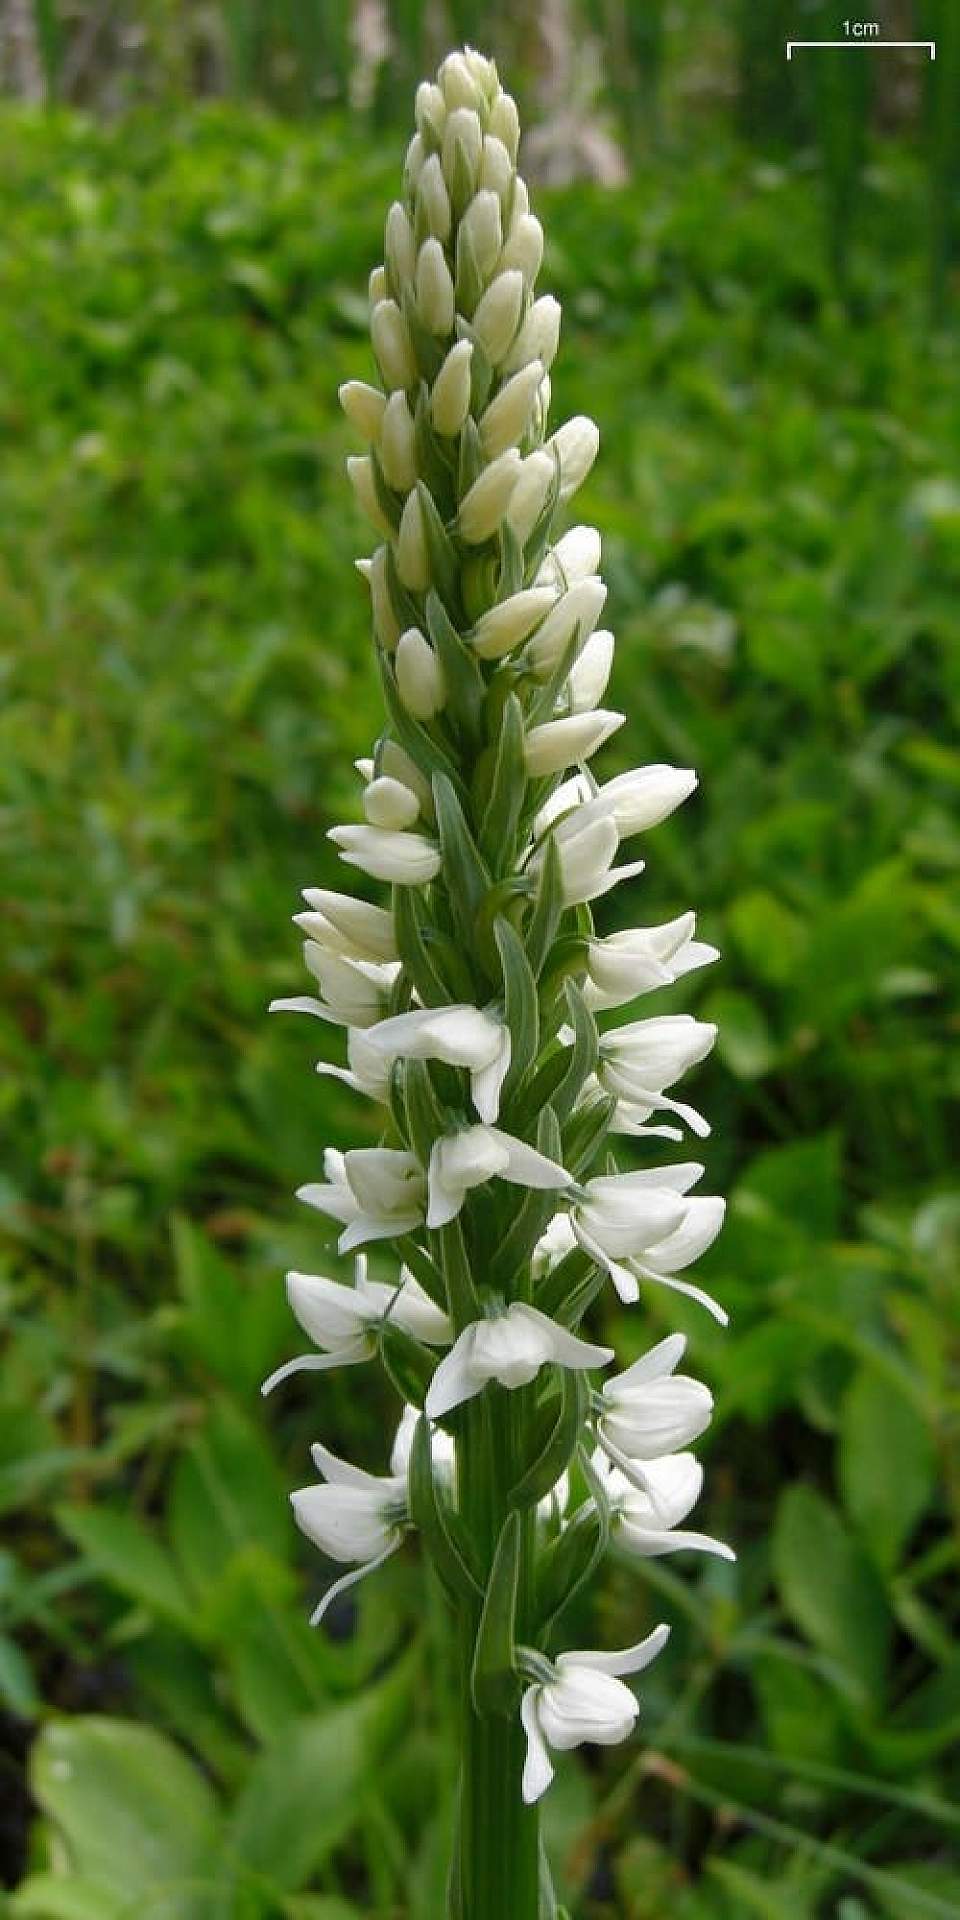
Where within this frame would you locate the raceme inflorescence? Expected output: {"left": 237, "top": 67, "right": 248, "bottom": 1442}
{"left": 264, "top": 45, "right": 732, "bottom": 1918}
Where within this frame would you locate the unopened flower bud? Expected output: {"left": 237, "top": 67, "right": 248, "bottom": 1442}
{"left": 541, "top": 524, "right": 603, "bottom": 586}
{"left": 471, "top": 585, "right": 557, "bottom": 660}
{"left": 569, "top": 629, "right": 615, "bottom": 710}
{"left": 364, "top": 544, "right": 400, "bottom": 651}
{"left": 364, "top": 774, "right": 421, "bottom": 829}
{"left": 479, "top": 359, "right": 543, "bottom": 458}
{"left": 340, "top": 379, "right": 386, "bottom": 442}
{"left": 488, "top": 89, "right": 520, "bottom": 159}
{"left": 463, "top": 47, "right": 498, "bottom": 99}
{"left": 505, "top": 450, "right": 554, "bottom": 543}
{"left": 415, "top": 80, "right": 446, "bottom": 146}
{"left": 480, "top": 134, "right": 513, "bottom": 200}
{"left": 430, "top": 338, "right": 473, "bottom": 436}
{"left": 385, "top": 200, "right": 416, "bottom": 293}
{"left": 549, "top": 415, "right": 600, "bottom": 502}
{"left": 503, "top": 293, "right": 561, "bottom": 373}
{"left": 379, "top": 738, "right": 434, "bottom": 815}
{"left": 371, "top": 299, "right": 417, "bottom": 391}
{"left": 416, "top": 237, "right": 456, "bottom": 335}
{"left": 524, "top": 709, "right": 624, "bottom": 777}
{"left": 439, "top": 50, "right": 482, "bottom": 111}
{"left": 458, "top": 449, "right": 523, "bottom": 543}
{"left": 347, "top": 455, "right": 391, "bottom": 536}
{"left": 471, "top": 268, "right": 524, "bottom": 365}
{"left": 368, "top": 264, "right": 388, "bottom": 306}
{"left": 442, "top": 107, "right": 482, "bottom": 203}
{"left": 499, "top": 213, "right": 544, "bottom": 282}
{"left": 417, "top": 154, "right": 452, "bottom": 241}
{"left": 403, "top": 133, "right": 425, "bottom": 192}
{"left": 397, "top": 489, "right": 430, "bottom": 590}
{"left": 396, "top": 627, "right": 445, "bottom": 719}
{"left": 525, "top": 577, "right": 607, "bottom": 676}
{"left": 378, "top": 392, "right": 417, "bottom": 493}
{"left": 461, "top": 189, "right": 503, "bottom": 280}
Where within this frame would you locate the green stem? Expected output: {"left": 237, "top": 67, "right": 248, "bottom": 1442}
{"left": 454, "top": 1392, "right": 541, "bottom": 1919}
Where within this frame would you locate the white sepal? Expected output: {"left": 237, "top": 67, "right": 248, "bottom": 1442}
{"left": 426, "top": 1123, "right": 570, "bottom": 1229}
{"left": 370, "top": 299, "right": 417, "bottom": 390}
{"left": 471, "top": 585, "right": 557, "bottom": 661}
{"left": 297, "top": 1145, "right": 426, "bottom": 1253}
{"left": 547, "top": 415, "right": 600, "bottom": 502}
{"left": 395, "top": 626, "right": 445, "bottom": 717}
{"left": 520, "top": 1623, "right": 669, "bottom": 1804}
{"left": 296, "top": 888, "right": 398, "bottom": 965}
{"left": 364, "top": 1003, "right": 511, "bottom": 1123}
{"left": 329, "top": 823, "right": 442, "bottom": 885}
{"left": 599, "top": 1334, "right": 714, "bottom": 1459}
{"left": 431, "top": 339, "right": 474, "bottom": 435}
{"left": 523, "top": 576, "right": 607, "bottom": 677}
{"left": 524, "top": 710, "right": 624, "bottom": 778}
{"left": 458, "top": 450, "right": 523, "bottom": 543}
{"left": 425, "top": 1302, "right": 613, "bottom": 1418}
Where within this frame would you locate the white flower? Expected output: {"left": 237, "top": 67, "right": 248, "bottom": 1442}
{"left": 585, "top": 914, "right": 719, "bottom": 1010}
{"left": 261, "top": 1257, "right": 451, "bottom": 1396}
{"left": 362, "top": 544, "right": 401, "bottom": 651}
{"left": 530, "top": 815, "right": 644, "bottom": 908}
{"left": 598, "top": 1334, "right": 713, "bottom": 1461}
{"left": 504, "top": 449, "right": 555, "bottom": 543}
{"left": 329, "top": 823, "right": 442, "bottom": 886}
{"left": 416, "top": 236, "right": 456, "bottom": 335}
{"left": 524, "top": 710, "right": 624, "bottom": 778}
{"left": 520, "top": 1624, "right": 670, "bottom": 1804}
{"left": 298, "top": 1146, "right": 426, "bottom": 1252}
{"left": 523, "top": 577, "right": 607, "bottom": 678}
{"left": 385, "top": 200, "right": 416, "bottom": 288}
{"left": 596, "top": 1451, "right": 735, "bottom": 1563}
{"left": 553, "top": 765, "right": 698, "bottom": 844}
{"left": 397, "top": 491, "right": 430, "bottom": 591}
{"left": 364, "top": 1004, "right": 511, "bottom": 1123}
{"left": 291, "top": 1440, "right": 407, "bottom": 1626}
{"left": 573, "top": 1164, "right": 727, "bottom": 1320}
{"left": 296, "top": 890, "right": 397, "bottom": 966}
{"left": 499, "top": 211, "right": 544, "bottom": 280}
{"left": 597, "top": 1014, "right": 718, "bottom": 1138}
{"left": 390, "top": 1402, "right": 456, "bottom": 1483}
{"left": 427, "top": 1123, "right": 571, "bottom": 1229}
{"left": 269, "top": 948, "right": 399, "bottom": 1031}
{"left": 460, "top": 189, "right": 503, "bottom": 281}
{"left": 425, "top": 1302, "right": 613, "bottom": 1418}
{"left": 363, "top": 773, "right": 421, "bottom": 830}
{"left": 315, "top": 1026, "right": 394, "bottom": 1104}
{"left": 471, "top": 585, "right": 558, "bottom": 661}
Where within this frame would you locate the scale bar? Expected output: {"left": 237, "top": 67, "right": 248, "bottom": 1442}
{"left": 787, "top": 39, "right": 936, "bottom": 59}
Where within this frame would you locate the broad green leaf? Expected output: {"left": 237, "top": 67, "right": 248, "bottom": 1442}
{"left": 55, "top": 1504, "right": 193, "bottom": 1632}
{"left": 471, "top": 1510, "right": 520, "bottom": 1716}
{"left": 226, "top": 1656, "right": 415, "bottom": 1894}
{"left": 840, "top": 1366, "right": 935, "bottom": 1568}
{"left": 11, "top": 1875, "right": 126, "bottom": 1920}
{"left": 29, "top": 1717, "right": 222, "bottom": 1918}
{"left": 772, "top": 1484, "right": 891, "bottom": 1707}
{"left": 0, "top": 1630, "right": 39, "bottom": 1717}
{"left": 704, "top": 987, "right": 777, "bottom": 1080}
{"left": 166, "top": 1398, "right": 289, "bottom": 1598}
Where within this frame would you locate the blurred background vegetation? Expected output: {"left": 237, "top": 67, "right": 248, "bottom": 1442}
{"left": 1, "top": 1, "right": 958, "bottom": 1915}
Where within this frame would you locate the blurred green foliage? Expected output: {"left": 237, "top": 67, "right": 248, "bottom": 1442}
{"left": 1, "top": 99, "right": 958, "bottom": 1918}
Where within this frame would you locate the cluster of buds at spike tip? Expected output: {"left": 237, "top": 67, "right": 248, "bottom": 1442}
{"left": 264, "top": 44, "right": 731, "bottom": 1899}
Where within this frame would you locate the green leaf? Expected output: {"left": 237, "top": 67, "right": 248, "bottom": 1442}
{"left": 525, "top": 835, "right": 564, "bottom": 978}
{"left": 226, "top": 1657, "right": 415, "bottom": 1894}
{"left": 550, "top": 981, "right": 598, "bottom": 1124}
{"left": 840, "top": 1367, "right": 935, "bottom": 1569}
{"left": 402, "top": 1055, "right": 449, "bottom": 1162}
{"left": 772, "top": 1484, "right": 891, "bottom": 1707}
{"left": 509, "top": 1370, "right": 587, "bottom": 1509}
{"left": 11, "top": 1875, "right": 126, "bottom": 1920}
{"left": 0, "top": 1631, "right": 39, "bottom": 1718}
{"left": 494, "top": 916, "right": 540, "bottom": 1091}
{"left": 471, "top": 1510, "right": 521, "bottom": 1716}
{"left": 378, "top": 1320, "right": 435, "bottom": 1408}
{"left": 704, "top": 987, "right": 777, "bottom": 1081}
{"left": 425, "top": 589, "right": 484, "bottom": 735}
{"left": 407, "top": 1414, "right": 481, "bottom": 1601}
{"left": 29, "top": 1718, "right": 222, "bottom": 1919}
{"left": 477, "top": 694, "right": 526, "bottom": 869}
{"left": 433, "top": 772, "right": 492, "bottom": 938}
{"left": 55, "top": 1504, "right": 194, "bottom": 1633}
{"left": 166, "top": 1398, "right": 289, "bottom": 1599}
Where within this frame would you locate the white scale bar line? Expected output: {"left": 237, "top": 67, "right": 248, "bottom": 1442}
{"left": 786, "top": 40, "right": 936, "bottom": 60}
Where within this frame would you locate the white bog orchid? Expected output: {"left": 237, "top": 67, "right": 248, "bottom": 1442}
{"left": 425, "top": 1302, "right": 613, "bottom": 1418}
{"left": 262, "top": 1257, "right": 451, "bottom": 1396}
{"left": 269, "top": 947, "right": 400, "bottom": 1029}
{"left": 596, "top": 1013, "right": 718, "bottom": 1138}
{"left": 520, "top": 1623, "right": 670, "bottom": 1804}
{"left": 298, "top": 1146, "right": 426, "bottom": 1251}
{"left": 291, "top": 1440, "right": 407, "bottom": 1626}
{"left": 426, "top": 1123, "right": 571, "bottom": 1229}
{"left": 585, "top": 913, "right": 719, "bottom": 1010}
{"left": 598, "top": 1334, "right": 714, "bottom": 1461}
{"left": 266, "top": 45, "right": 731, "bottom": 1896}
{"left": 595, "top": 1450, "right": 736, "bottom": 1564}
{"left": 364, "top": 1003, "right": 511, "bottom": 1123}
